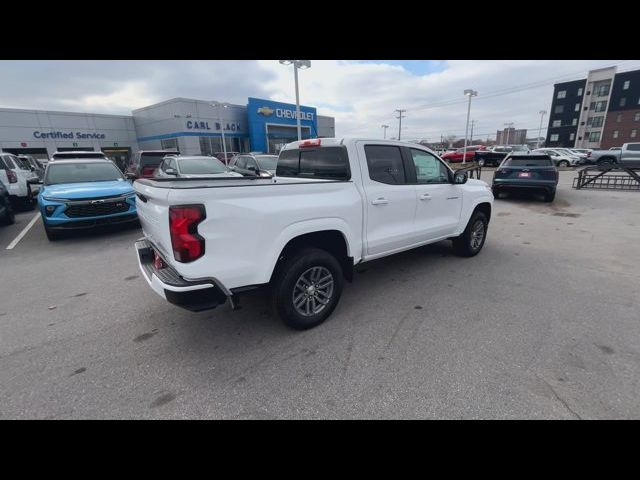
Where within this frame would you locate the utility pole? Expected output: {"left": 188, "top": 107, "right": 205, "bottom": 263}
{"left": 470, "top": 120, "right": 475, "bottom": 144}
{"left": 504, "top": 122, "right": 514, "bottom": 145}
{"left": 381, "top": 124, "right": 389, "bottom": 139}
{"left": 537, "top": 110, "right": 547, "bottom": 148}
{"left": 395, "top": 109, "right": 406, "bottom": 141}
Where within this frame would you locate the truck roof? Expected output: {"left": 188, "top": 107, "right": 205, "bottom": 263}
{"left": 281, "top": 137, "right": 437, "bottom": 150}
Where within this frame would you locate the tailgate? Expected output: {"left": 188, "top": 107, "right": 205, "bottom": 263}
{"left": 133, "top": 181, "right": 173, "bottom": 260}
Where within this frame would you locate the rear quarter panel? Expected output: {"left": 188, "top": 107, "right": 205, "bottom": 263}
{"left": 163, "top": 180, "right": 364, "bottom": 289}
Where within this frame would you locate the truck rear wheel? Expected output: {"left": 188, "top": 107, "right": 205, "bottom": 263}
{"left": 452, "top": 211, "right": 488, "bottom": 257}
{"left": 271, "top": 248, "right": 344, "bottom": 330}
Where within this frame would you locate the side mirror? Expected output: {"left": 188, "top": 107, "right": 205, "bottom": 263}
{"left": 453, "top": 171, "right": 468, "bottom": 184}
{"left": 165, "top": 168, "right": 178, "bottom": 176}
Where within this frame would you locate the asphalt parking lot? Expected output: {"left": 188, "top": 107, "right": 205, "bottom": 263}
{"left": 1, "top": 170, "right": 639, "bottom": 419}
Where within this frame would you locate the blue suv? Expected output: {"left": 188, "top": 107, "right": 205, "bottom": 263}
{"left": 37, "top": 159, "right": 138, "bottom": 240}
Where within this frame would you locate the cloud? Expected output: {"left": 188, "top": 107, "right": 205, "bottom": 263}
{"left": 0, "top": 59, "right": 637, "bottom": 141}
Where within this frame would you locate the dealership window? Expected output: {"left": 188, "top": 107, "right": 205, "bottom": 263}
{"left": 632, "top": 129, "right": 638, "bottom": 138}
{"left": 620, "top": 97, "right": 627, "bottom": 107}
{"left": 613, "top": 130, "right": 619, "bottom": 139}
{"left": 575, "top": 103, "right": 580, "bottom": 112}
{"left": 588, "top": 131, "right": 601, "bottom": 142}
{"left": 557, "top": 90, "right": 567, "bottom": 99}
{"left": 569, "top": 133, "right": 575, "bottom": 141}
{"left": 572, "top": 118, "right": 578, "bottom": 126}
{"left": 623, "top": 80, "right": 630, "bottom": 90}
{"left": 550, "top": 134, "right": 559, "bottom": 142}
{"left": 552, "top": 120, "right": 561, "bottom": 127}
{"left": 161, "top": 138, "right": 178, "bottom": 150}
{"left": 577, "top": 87, "right": 583, "bottom": 96}
{"left": 554, "top": 105, "right": 564, "bottom": 114}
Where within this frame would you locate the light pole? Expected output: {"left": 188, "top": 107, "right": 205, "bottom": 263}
{"left": 381, "top": 124, "right": 389, "bottom": 139}
{"left": 210, "top": 101, "right": 229, "bottom": 164}
{"left": 462, "top": 89, "right": 477, "bottom": 164}
{"left": 279, "top": 60, "right": 311, "bottom": 141}
{"left": 537, "top": 111, "right": 547, "bottom": 148}
{"left": 504, "top": 122, "right": 514, "bottom": 145}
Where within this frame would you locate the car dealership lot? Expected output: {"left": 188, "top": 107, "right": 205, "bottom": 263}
{"left": 1, "top": 170, "right": 639, "bottom": 419}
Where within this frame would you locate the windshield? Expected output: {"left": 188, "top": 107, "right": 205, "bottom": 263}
{"left": 255, "top": 155, "right": 278, "bottom": 170}
{"left": 504, "top": 157, "right": 553, "bottom": 167}
{"left": 45, "top": 162, "right": 124, "bottom": 185}
{"left": 178, "top": 157, "right": 228, "bottom": 174}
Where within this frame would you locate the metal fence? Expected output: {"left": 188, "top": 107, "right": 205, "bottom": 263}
{"left": 573, "top": 165, "right": 640, "bottom": 191}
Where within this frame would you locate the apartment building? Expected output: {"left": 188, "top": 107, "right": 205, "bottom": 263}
{"left": 546, "top": 66, "right": 640, "bottom": 149}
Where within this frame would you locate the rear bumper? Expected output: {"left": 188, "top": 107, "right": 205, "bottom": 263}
{"left": 492, "top": 181, "right": 557, "bottom": 193}
{"left": 135, "top": 238, "right": 231, "bottom": 312}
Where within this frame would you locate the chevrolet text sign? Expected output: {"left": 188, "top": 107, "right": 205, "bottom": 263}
{"left": 257, "top": 106, "right": 313, "bottom": 121}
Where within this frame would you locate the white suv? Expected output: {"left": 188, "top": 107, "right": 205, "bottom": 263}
{"left": 0, "top": 153, "right": 38, "bottom": 209}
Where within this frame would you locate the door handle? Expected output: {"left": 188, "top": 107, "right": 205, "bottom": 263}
{"left": 419, "top": 193, "right": 432, "bottom": 201}
{"left": 371, "top": 198, "right": 389, "bottom": 205}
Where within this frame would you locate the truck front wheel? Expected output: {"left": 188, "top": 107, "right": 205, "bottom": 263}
{"left": 271, "top": 248, "right": 344, "bottom": 330}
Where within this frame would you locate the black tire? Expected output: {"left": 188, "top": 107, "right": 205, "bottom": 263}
{"left": 271, "top": 247, "right": 344, "bottom": 330}
{"left": 544, "top": 190, "right": 556, "bottom": 203}
{"left": 452, "top": 210, "right": 488, "bottom": 257}
{"left": 1, "top": 205, "right": 15, "bottom": 225}
{"left": 477, "top": 159, "right": 485, "bottom": 167}
{"left": 558, "top": 160, "right": 569, "bottom": 168}
{"left": 492, "top": 187, "right": 503, "bottom": 199}
{"left": 44, "top": 223, "right": 61, "bottom": 241}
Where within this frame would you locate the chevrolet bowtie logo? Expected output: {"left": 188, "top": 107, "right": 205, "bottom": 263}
{"left": 257, "top": 106, "right": 274, "bottom": 116}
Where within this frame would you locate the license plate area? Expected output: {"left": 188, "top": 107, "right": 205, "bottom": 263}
{"left": 518, "top": 172, "right": 531, "bottom": 178}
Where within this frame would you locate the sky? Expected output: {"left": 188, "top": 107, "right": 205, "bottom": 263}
{"left": 1, "top": 59, "right": 639, "bottom": 143}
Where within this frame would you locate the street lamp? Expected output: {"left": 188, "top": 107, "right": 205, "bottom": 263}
{"left": 279, "top": 60, "right": 311, "bottom": 141}
{"left": 462, "top": 89, "right": 478, "bottom": 164}
{"left": 537, "top": 110, "right": 547, "bottom": 148}
{"left": 381, "top": 124, "right": 389, "bottom": 139}
{"left": 210, "top": 101, "right": 229, "bottom": 164}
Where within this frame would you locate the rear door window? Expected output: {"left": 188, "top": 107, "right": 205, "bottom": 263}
{"left": 627, "top": 144, "right": 640, "bottom": 151}
{"left": 364, "top": 145, "right": 407, "bottom": 185}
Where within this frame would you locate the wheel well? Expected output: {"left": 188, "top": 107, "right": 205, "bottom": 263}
{"left": 273, "top": 230, "right": 353, "bottom": 282}
{"left": 474, "top": 202, "right": 492, "bottom": 223}
{"left": 597, "top": 156, "right": 616, "bottom": 163}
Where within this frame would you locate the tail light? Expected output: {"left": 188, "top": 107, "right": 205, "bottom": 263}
{"left": 299, "top": 138, "right": 321, "bottom": 148}
{"left": 7, "top": 169, "right": 18, "bottom": 183}
{"left": 141, "top": 166, "right": 156, "bottom": 177}
{"left": 169, "top": 205, "right": 206, "bottom": 263}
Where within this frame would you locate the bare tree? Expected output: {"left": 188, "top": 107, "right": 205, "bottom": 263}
{"left": 444, "top": 135, "right": 457, "bottom": 147}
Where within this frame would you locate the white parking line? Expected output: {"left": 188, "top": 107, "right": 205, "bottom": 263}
{"left": 6, "top": 213, "right": 41, "bottom": 250}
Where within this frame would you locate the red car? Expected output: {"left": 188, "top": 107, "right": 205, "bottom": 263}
{"left": 441, "top": 145, "right": 486, "bottom": 163}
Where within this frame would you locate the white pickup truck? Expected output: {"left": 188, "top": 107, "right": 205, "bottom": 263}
{"left": 133, "top": 138, "right": 494, "bottom": 330}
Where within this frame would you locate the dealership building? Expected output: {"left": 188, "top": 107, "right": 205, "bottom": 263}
{"left": 0, "top": 97, "right": 336, "bottom": 166}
